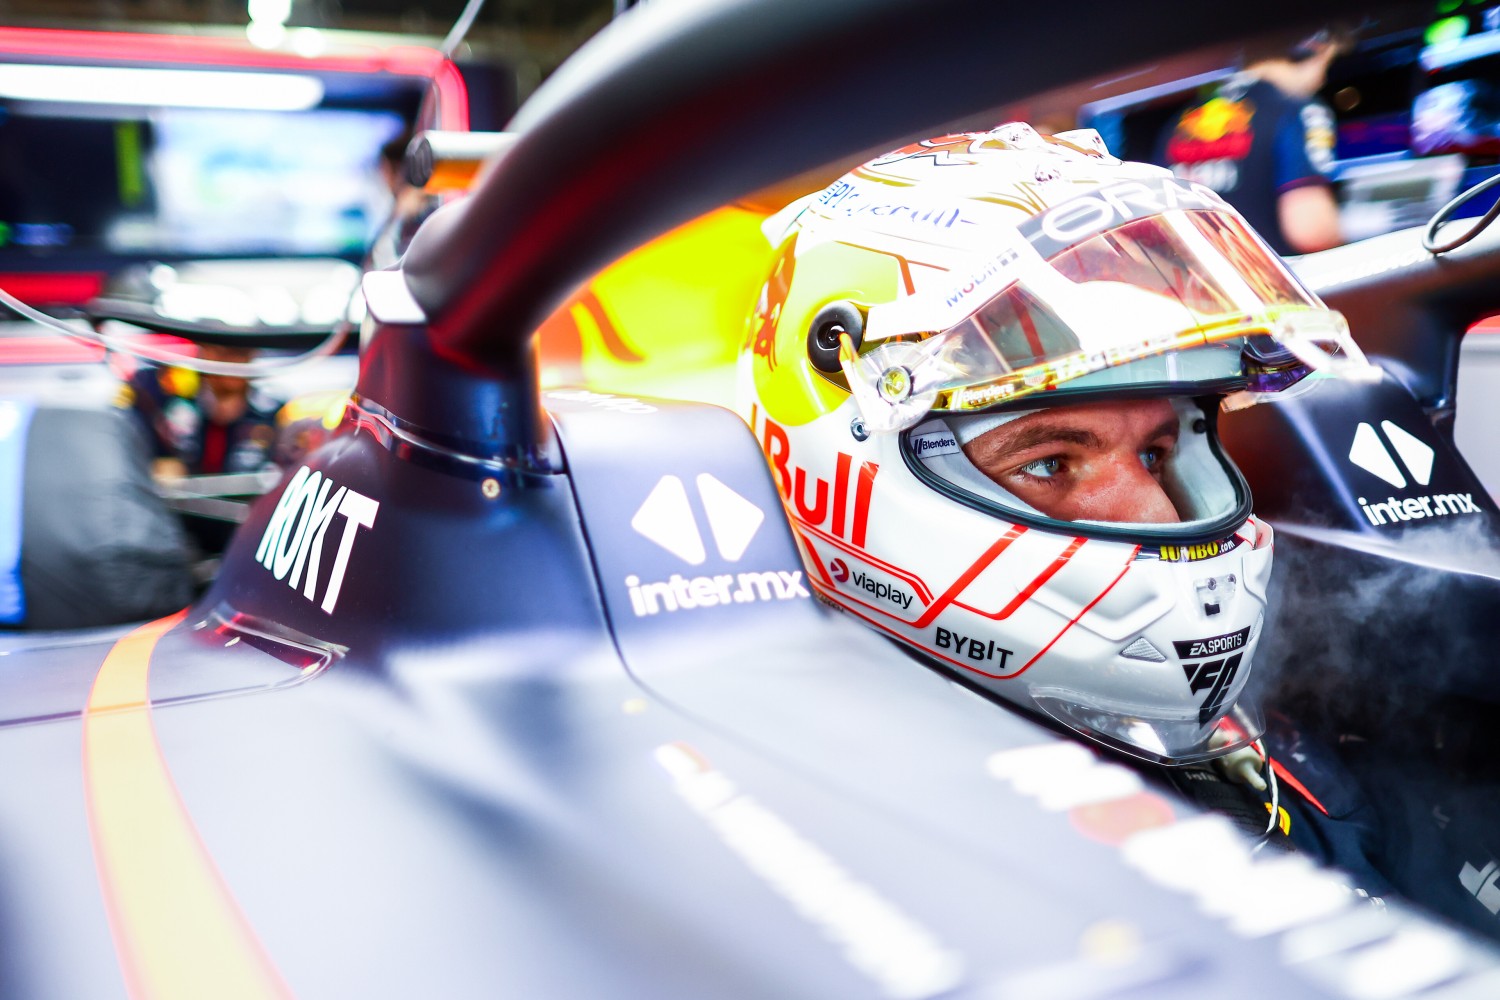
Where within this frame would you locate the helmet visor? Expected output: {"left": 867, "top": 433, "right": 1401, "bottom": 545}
{"left": 1032, "top": 690, "right": 1265, "bottom": 765}
{"left": 846, "top": 204, "right": 1374, "bottom": 432}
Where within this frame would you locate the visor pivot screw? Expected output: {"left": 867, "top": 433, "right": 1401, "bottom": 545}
{"left": 481, "top": 477, "right": 501, "bottom": 499}
{"left": 1192, "top": 418, "right": 1207, "bottom": 434}
{"left": 877, "top": 366, "right": 913, "bottom": 403}
{"left": 850, "top": 417, "right": 869, "bottom": 442}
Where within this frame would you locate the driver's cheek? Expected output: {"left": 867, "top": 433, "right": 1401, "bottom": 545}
{"left": 1071, "top": 455, "right": 1180, "bottom": 524}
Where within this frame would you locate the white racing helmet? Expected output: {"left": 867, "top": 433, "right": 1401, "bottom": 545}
{"left": 739, "top": 123, "right": 1375, "bottom": 764}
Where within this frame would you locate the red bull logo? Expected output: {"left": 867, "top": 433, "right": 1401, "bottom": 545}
{"left": 1166, "top": 97, "right": 1254, "bottom": 164}
{"left": 756, "top": 413, "right": 878, "bottom": 547}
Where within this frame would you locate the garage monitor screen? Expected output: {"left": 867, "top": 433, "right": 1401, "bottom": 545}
{"left": 0, "top": 72, "right": 411, "bottom": 263}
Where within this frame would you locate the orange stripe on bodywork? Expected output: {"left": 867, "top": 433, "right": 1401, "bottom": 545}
{"left": 84, "top": 611, "right": 295, "bottom": 1000}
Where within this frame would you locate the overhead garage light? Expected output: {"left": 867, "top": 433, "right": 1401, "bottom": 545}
{"left": 248, "top": 0, "right": 293, "bottom": 23}
{"left": 247, "top": 0, "right": 292, "bottom": 50}
{"left": 0, "top": 63, "right": 324, "bottom": 111}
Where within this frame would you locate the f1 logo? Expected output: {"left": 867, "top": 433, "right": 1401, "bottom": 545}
{"left": 1183, "top": 653, "right": 1242, "bottom": 726}
{"left": 1348, "top": 420, "right": 1434, "bottom": 490}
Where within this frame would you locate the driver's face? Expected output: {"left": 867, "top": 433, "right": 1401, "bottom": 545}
{"left": 962, "top": 398, "right": 1181, "bottom": 523}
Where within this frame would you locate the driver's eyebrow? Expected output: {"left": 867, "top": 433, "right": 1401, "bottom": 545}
{"left": 978, "top": 413, "right": 1180, "bottom": 460}
{"left": 1147, "top": 416, "right": 1181, "bottom": 445}
{"left": 988, "top": 422, "right": 1103, "bottom": 456}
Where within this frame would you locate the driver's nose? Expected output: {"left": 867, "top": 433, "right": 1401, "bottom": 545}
{"left": 1083, "top": 456, "right": 1181, "bottom": 524}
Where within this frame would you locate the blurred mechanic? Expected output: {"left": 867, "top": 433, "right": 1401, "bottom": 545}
{"left": 738, "top": 121, "right": 1490, "bottom": 922}
{"left": 367, "top": 131, "right": 436, "bottom": 269}
{"left": 1156, "top": 25, "right": 1355, "bottom": 254}
{"left": 115, "top": 343, "right": 279, "bottom": 479}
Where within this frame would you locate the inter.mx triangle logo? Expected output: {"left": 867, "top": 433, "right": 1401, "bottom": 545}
{"left": 631, "top": 474, "right": 765, "bottom": 565}
{"left": 1348, "top": 420, "right": 1434, "bottom": 489}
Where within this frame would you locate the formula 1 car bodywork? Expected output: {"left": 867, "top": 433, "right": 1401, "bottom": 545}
{"left": 6, "top": 1, "right": 1500, "bottom": 999}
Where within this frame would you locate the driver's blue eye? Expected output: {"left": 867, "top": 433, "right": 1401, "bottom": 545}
{"left": 1140, "top": 448, "right": 1164, "bottom": 470}
{"left": 1020, "top": 457, "right": 1061, "bottom": 478}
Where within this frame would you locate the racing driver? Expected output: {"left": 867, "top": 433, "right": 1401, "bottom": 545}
{"left": 738, "top": 122, "right": 1405, "bottom": 901}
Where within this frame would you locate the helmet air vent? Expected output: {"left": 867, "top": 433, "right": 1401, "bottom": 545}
{"left": 1121, "top": 637, "right": 1168, "bottom": 663}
